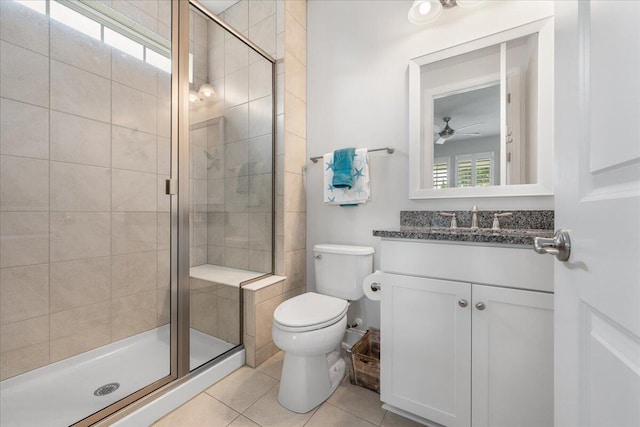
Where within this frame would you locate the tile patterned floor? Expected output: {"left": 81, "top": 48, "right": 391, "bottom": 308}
{"left": 152, "top": 352, "right": 425, "bottom": 426}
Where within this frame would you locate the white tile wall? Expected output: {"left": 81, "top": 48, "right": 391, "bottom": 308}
{"left": 0, "top": 264, "right": 49, "bottom": 324}
{"left": 50, "top": 301, "right": 111, "bottom": 362}
{"left": 0, "top": 99, "right": 49, "bottom": 159}
{"left": 0, "top": 40, "right": 49, "bottom": 107}
{"left": 50, "top": 162, "right": 111, "bottom": 212}
{"left": 50, "top": 60, "right": 111, "bottom": 122}
{"left": 50, "top": 23, "right": 111, "bottom": 78}
{"left": 225, "top": 103, "right": 249, "bottom": 143}
{"left": 50, "top": 258, "right": 111, "bottom": 313}
{"left": 112, "top": 212, "right": 158, "bottom": 254}
{"left": 0, "top": 1, "right": 49, "bottom": 55}
{"left": 224, "top": 1, "right": 249, "bottom": 34}
{"left": 225, "top": 67, "right": 249, "bottom": 108}
{"left": 50, "top": 212, "right": 111, "bottom": 262}
{"left": 0, "top": 156, "right": 49, "bottom": 212}
{"left": 249, "top": 96, "right": 273, "bottom": 138}
{"left": 50, "top": 111, "right": 111, "bottom": 167}
{"left": 113, "top": 52, "right": 158, "bottom": 96}
{"left": 249, "top": 14, "right": 276, "bottom": 56}
{"left": 112, "top": 126, "right": 158, "bottom": 173}
{"left": 111, "top": 252, "right": 158, "bottom": 298}
{"left": 225, "top": 36, "right": 249, "bottom": 75}
{"left": 249, "top": 60, "right": 272, "bottom": 101}
{"left": 0, "top": 212, "right": 50, "bottom": 268}
{"left": 249, "top": 0, "right": 276, "bottom": 27}
{"left": 112, "top": 82, "right": 158, "bottom": 135}
{"left": 225, "top": 212, "right": 249, "bottom": 248}
{"left": 112, "top": 170, "right": 158, "bottom": 211}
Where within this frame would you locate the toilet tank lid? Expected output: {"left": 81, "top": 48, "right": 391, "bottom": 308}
{"left": 314, "top": 244, "right": 375, "bottom": 255}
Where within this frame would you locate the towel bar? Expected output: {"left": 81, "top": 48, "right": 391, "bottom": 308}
{"left": 310, "top": 147, "right": 395, "bottom": 163}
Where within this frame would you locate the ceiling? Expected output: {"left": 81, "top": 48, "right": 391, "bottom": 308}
{"left": 198, "top": 0, "right": 240, "bottom": 15}
{"left": 433, "top": 84, "right": 500, "bottom": 143}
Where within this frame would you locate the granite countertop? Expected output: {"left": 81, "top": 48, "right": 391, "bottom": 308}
{"left": 373, "top": 226, "right": 555, "bottom": 246}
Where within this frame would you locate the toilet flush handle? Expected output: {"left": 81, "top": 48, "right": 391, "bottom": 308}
{"left": 314, "top": 254, "right": 322, "bottom": 260}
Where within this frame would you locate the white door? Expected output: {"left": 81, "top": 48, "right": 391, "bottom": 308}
{"left": 554, "top": 2, "right": 640, "bottom": 427}
{"left": 471, "top": 285, "right": 554, "bottom": 427}
{"left": 380, "top": 274, "right": 471, "bottom": 427}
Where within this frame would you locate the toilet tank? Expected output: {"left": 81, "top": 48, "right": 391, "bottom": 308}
{"left": 314, "top": 244, "right": 374, "bottom": 301}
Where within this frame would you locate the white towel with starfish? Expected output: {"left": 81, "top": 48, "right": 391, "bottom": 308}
{"left": 323, "top": 148, "right": 370, "bottom": 205}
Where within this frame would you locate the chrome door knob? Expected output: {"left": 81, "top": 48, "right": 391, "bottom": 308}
{"left": 475, "top": 302, "right": 486, "bottom": 311}
{"left": 458, "top": 299, "right": 468, "bottom": 308}
{"left": 533, "top": 229, "right": 571, "bottom": 262}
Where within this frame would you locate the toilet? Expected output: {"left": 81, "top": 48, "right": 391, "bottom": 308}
{"left": 272, "top": 244, "right": 374, "bottom": 413}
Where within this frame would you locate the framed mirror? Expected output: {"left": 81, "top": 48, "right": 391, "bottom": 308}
{"left": 409, "top": 18, "right": 553, "bottom": 199}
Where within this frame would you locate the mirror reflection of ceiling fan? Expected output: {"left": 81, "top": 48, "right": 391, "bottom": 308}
{"left": 433, "top": 116, "right": 483, "bottom": 145}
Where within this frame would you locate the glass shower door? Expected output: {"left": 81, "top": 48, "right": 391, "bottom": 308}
{"left": 0, "top": 0, "right": 173, "bottom": 425}
{"left": 186, "top": 2, "right": 275, "bottom": 371}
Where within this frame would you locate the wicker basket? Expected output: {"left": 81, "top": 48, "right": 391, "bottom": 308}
{"left": 348, "top": 328, "right": 380, "bottom": 393}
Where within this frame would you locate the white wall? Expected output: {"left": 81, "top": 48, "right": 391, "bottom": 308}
{"left": 306, "top": 0, "right": 554, "bottom": 329}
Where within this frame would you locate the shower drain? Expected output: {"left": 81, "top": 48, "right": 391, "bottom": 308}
{"left": 94, "top": 383, "right": 120, "bottom": 397}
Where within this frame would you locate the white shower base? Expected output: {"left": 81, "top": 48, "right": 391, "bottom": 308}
{"left": 0, "top": 325, "right": 234, "bottom": 427}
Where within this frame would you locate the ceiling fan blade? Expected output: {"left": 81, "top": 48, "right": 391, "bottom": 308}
{"left": 435, "top": 137, "right": 447, "bottom": 145}
{"left": 433, "top": 123, "right": 443, "bottom": 132}
{"left": 456, "top": 132, "right": 481, "bottom": 136}
{"left": 455, "top": 122, "right": 485, "bottom": 132}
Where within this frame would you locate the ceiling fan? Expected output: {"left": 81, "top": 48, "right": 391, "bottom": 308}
{"left": 433, "top": 116, "right": 483, "bottom": 145}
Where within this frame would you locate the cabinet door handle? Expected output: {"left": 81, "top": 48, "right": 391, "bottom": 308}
{"left": 475, "top": 302, "right": 486, "bottom": 311}
{"left": 458, "top": 299, "right": 468, "bottom": 308}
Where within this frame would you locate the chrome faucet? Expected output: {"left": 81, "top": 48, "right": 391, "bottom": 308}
{"left": 440, "top": 212, "right": 457, "bottom": 229}
{"left": 470, "top": 205, "right": 479, "bottom": 229}
{"left": 492, "top": 212, "right": 513, "bottom": 230}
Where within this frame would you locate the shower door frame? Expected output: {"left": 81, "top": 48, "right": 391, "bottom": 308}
{"left": 81, "top": 0, "right": 277, "bottom": 425}
{"left": 73, "top": 1, "right": 185, "bottom": 425}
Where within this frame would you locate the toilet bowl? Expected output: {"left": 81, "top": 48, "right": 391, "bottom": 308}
{"left": 271, "top": 244, "right": 374, "bottom": 413}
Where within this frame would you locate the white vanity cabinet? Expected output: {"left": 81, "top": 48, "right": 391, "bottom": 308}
{"left": 379, "top": 239, "right": 554, "bottom": 427}
{"left": 380, "top": 273, "right": 472, "bottom": 427}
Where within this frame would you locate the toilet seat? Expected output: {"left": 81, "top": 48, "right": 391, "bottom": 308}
{"left": 273, "top": 292, "right": 348, "bottom": 332}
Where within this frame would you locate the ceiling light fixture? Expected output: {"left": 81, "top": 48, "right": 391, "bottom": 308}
{"left": 408, "top": 0, "right": 484, "bottom": 25}
{"left": 189, "top": 90, "right": 201, "bottom": 103}
{"left": 189, "top": 84, "right": 217, "bottom": 103}
{"left": 198, "top": 83, "right": 216, "bottom": 99}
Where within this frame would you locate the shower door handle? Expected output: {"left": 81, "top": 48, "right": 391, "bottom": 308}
{"left": 165, "top": 179, "right": 177, "bottom": 195}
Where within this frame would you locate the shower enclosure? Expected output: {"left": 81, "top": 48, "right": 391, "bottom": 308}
{"left": 0, "top": 0, "right": 274, "bottom": 425}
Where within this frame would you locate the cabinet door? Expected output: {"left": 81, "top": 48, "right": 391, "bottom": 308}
{"left": 472, "top": 285, "right": 554, "bottom": 427}
{"left": 381, "top": 273, "right": 471, "bottom": 427}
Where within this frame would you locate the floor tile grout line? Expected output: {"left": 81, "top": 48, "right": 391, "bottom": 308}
{"left": 237, "top": 379, "right": 279, "bottom": 417}
{"left": 321, "top": 400, "right": 382, "bottom": 427}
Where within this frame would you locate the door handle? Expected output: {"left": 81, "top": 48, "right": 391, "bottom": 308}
{"left": 533, "top": 229, "right": 571, "bottom": 262}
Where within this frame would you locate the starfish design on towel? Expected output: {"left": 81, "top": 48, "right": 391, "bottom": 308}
{"left": 355, "top": 185, "right": 364, "bottom": 195}
{"left": 327, "top": 184, "right": 334, "bottom": 192}
{"left": 328, "top": 196, "right": 335, "bottom": 203}
{"left": 353, "top": 167, "right": 364, "bottom": 180}
{"left": 325, "top": 160, "right": 335, "bottom": 171}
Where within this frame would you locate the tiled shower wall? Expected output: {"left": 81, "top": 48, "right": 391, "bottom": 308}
{"left": 0, "top": 0, "right": 307, "bottom": 379}
{"left": 0, "top": 1, "right": 171, "bottom": 380}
